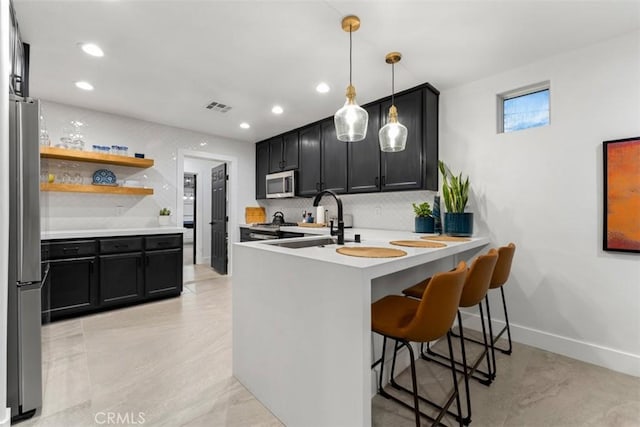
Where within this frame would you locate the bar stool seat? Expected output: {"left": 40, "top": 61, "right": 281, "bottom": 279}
{"left": 372, "top": 296, "right": 419, "bottom": 336}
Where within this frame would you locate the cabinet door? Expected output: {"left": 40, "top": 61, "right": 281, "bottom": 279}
{"left": 348, "top": 103, "right": 381, "bottom": 193}
{"left": 321, "top": 119, "right": 348, "bottom": 193}
{"left": 298, "top": 124, "right": 322, "bottom": 196}
{"left": 255, "top": 141, "right": 269, "bottom": 199}
{"left": 41, "top": 257, "right": 98, "bottom": 321}
{"left": 99, "top": 253, "right": 144, "bottom": 306}
{"left": 145, "top": 249, "right": 182, "bottom": 297}
{"left": 423, "top": 88, "right": 439, "bottom": 191}
{"left": 380, "top": 89, "right": 423, "bottom": 191}
{"left": 268, "top": 137, "right": 284, "bottom": 173}
{"left": 282, "top": 131, "right": 299, "bottom": 170}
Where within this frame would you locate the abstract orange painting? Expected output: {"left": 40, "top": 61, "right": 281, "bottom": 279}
{"left": 603, "top": 137, "right": 640, "bottom": 252}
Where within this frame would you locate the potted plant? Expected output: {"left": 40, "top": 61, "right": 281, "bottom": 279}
{"left": 439, "top": 160, "right": 473, "bottom": 236}
{"left": 159, "top": 208, "right": 171, "bottom": 226}
{"left": 412, "top": 202, "right": 434, "bottom": 233}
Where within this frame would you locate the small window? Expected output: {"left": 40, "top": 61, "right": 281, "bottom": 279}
{"left": 498, "top": 81, "right": 550, "bottom": 133}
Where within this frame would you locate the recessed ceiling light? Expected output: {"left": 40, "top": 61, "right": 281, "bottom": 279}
{"left": 200, "top": 142, "right": 207, "bottom": 146}
{"left": 79, "top": 43, "right": 104, "bottom": 57}
{"left": 316, "top": 82, "right": 330, "bottom": 93}
{"left": 240, "top": 122, "right": 250, "bottom": 129}
{"left": 75, "top": 81, "right": 94, "bottom": 91}
{"left": 271, "top": 105, "right": 284, "bottom": 115}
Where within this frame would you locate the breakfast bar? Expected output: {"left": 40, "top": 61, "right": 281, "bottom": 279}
{"left": 232, "top": 230, "right": 489, "bottom": 426}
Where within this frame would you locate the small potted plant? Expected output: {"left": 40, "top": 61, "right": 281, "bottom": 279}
{"left": 439, "top": 160, "right": 473, "bottom": 236}
{"left": 412, "top": 202, "right": 434, "bottom": 233}
{"left": 158, "top": 208, "right": 171, "bottom": 226}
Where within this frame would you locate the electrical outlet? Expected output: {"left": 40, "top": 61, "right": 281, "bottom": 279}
{"left": 116, "top": 205, "right": 124, "bottom": 216}
{"left": 374, "top": 206, "right": 382, "bottom": 216}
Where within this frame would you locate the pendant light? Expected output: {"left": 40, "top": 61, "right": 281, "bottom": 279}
{"left": 334, "top": 15, "right": 368, "bottom": 142}
{"left": 378, "top": 52, "right": 407, "bottom": 152}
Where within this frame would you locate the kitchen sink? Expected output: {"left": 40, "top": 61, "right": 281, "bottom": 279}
{"left": 274, "top": 237, "right": 337, "bottom": 249}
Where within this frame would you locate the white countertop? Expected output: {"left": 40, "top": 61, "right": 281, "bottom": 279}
{"left": 235, "top": 228, "right": 489, "bottom": 273}
{"left": 42, "top": 227, "right": 185, "bottom": 240}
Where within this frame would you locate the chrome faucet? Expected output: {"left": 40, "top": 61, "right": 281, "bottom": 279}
{"left": 313, "top": 190, "right": 344, "bottom": 245}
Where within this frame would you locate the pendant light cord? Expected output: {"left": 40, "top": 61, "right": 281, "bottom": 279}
{"left": 391, "top": 62, "right": 395, "bottom": 106}
{"left": 349, "top": 24, "right": 353, "bottom": 86}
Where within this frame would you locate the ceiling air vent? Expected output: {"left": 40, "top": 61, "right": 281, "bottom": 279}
{"left": 205, "top": 101, "right": 232, "bottom": 113}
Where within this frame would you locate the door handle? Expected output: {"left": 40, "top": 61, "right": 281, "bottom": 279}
{"left": 375, "top": 176, "right": 379, "bottom": 187}
{"left": 209, "top": 221, "right": 215, "bottom": 225}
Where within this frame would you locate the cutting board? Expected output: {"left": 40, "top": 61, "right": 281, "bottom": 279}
{"left": 245, "top": 207, "right": 265, "bottom": 224}
{"left": 420, "top": 235, "right": 471, "bottom": 242}
{"left": 390, "top": 240, "right": 447, "bottom": 248}
{"left": 336, "top": 247, "right": 407, "bottom": 258}
{"left": 296, "top": 222, "right": 327, "bottom": 228}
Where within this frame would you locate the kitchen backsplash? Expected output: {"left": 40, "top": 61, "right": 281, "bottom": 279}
{"left": 259, "top": 190, "right": 438, "bottom": 231}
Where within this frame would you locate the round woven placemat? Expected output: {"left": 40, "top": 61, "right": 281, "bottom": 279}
{"left": 420, "top": 235, "right": 471, "bottom": 242}
{"left": 390, "top": 240, "right": 446, "bottom": 248}
{"left": 336, "top": 247, "right": 407, "bottom": 258}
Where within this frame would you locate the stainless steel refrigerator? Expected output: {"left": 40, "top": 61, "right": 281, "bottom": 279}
{"left": 7, "top": 95, "right": 44, "bottom": 422}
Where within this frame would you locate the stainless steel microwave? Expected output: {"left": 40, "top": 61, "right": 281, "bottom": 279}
{"left": 266, "top": 170, "right": 295, "bottom": 198}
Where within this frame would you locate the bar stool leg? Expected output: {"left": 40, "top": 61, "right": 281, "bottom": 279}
{"left": 378, "top": 337, "right": 391, "bottom": 399}
{"left": 446, "top": 332, "right": 464, "bottom": 427}
{"left": 478, "top": 301, "right": 495, "bottom": 383}
{"left": 500, "top": 287, "right": 513, "bottom": 355}
{"left": 484, "top": 295, "right": 498, "bottom": 380}
{"left": 456, "top": 312, "right": 472, "bottom": 424}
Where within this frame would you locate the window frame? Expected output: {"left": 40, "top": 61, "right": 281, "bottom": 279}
{"left": 497, "top": 81, "right": 550, "bottom": 134}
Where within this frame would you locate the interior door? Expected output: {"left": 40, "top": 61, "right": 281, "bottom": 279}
{"left": 210, "top": 163, "right": 228, "bottom": 274}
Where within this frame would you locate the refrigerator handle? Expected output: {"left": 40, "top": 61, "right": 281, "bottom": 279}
{"left": 15, "top": 99, "right": 41, "bottom": 285}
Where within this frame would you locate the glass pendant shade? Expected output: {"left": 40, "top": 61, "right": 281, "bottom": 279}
{"left": 335, "top": 85, "right": 368, "bottom": 142}
{"left": 379, "top": 105, "right": 407, "bottom": 152}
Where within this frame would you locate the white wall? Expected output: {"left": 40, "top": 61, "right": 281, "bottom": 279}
{"left": 39, "top": 101, "right": 255, "bottom": 250}
{"left": 183, "top": 157, "right": 221, "bottom": 264}
{"left": 440, "top": 30, "right": 640, "bottom": 376}
{"left": 0, "top": 1, "right": 11, "bottom": 424}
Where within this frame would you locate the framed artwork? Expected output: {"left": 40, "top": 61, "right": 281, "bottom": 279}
{"left": 603, "top": 137, "right": 640, "bottom": 253}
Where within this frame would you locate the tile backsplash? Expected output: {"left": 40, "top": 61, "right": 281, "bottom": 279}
{"left": 259, "top": 190, "right": 438, "bottom": 231}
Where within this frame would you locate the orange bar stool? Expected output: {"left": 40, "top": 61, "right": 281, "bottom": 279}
{"left": 372, "top": 261, "right": 467, "bottom": 427}
{"left": 417, "top": 250, "right": 498, "bottom": 424}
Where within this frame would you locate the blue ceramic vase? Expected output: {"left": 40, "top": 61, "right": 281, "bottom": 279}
{"left": 415, "top": 216, "right": 435, "bottom": 233}
{"left": 444, "top": 213, "right": 474, "bottom": 236}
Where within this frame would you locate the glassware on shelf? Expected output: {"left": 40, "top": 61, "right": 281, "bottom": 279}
{"left": 122, "top": 146, "right": 129, "bottom": 156}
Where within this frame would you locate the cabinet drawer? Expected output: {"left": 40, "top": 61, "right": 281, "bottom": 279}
{"left": 44, "top": 240, "right": 97, "bottom": 259}
{"left": 144, "top": 234, "right": 182, "bottom": 250}
{"left": 99, "top": 237, "right": 143, "bottom": 254}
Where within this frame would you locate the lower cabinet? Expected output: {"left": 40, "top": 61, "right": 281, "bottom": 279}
{"left": 41, "top": 256, "right": 98, "bottom": 321}
{"left": 99, "top": 252, "right": 145, "bottom": 306}
{"left": 145, "top": 248, "right": 183, "bottom": 297}
{"left": 42, "top": 233, "right": 183, "bottom": 322}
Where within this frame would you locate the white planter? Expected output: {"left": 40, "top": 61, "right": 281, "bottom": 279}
{"left": 158, "top": 215, "right": 171, "bottom": 226}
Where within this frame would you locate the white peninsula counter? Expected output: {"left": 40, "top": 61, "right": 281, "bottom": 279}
{"left": 232, "top": 230, "right": 489, "bottom": 427}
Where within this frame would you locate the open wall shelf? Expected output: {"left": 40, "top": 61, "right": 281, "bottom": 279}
{"left": 41, "top": 183, "right": 154, "bottom": 196}
{"left": 40, "top": 147, "right": 154, "bottom": 168}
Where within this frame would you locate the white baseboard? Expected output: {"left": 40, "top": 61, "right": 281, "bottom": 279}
{"left": 459, "top": 310, "right": 640, "bottom": 378}
{"left": 0, "top": 407, "right": 11, "bottom": 427}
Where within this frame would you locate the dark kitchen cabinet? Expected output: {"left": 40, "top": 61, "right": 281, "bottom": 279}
{"left": 298, "top": 123, "right": 322, "bottom": 196}
{"left": 254, "top": 82, "right": 439, "bottom": 197}
{"left": 348, "top": 103, "right": 382, "bottom": 193}
{"left": 269, "top": 132, "right": 299, "bottom": 173}
{"left": 144, "top": 234, "right": 183, "bottom": 297}
{"left": 255, "top": 141, "right": 269, "bottom": 199}
{"left": 380, "top": 89, "right": 424, "bottom": 191}
{"left": 99, "top": 252, "right": 144, "bottom": 306}
{"left": 9, "top": 4, "right": 29, "bottom": 97}
{"left": 99, "top": 236, "right": 144, "bottom": 306}
{"left": 320, "top": 119, "right": 348, "bottom": 194}
{"left": 41, "top": 239, "right": 99, "bottom": 322}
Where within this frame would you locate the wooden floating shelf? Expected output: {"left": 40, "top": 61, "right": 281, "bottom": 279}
{"left": 41, "top": 183, "right": 154, "bottom": 196}
{"left": 40, "top": 147, "right": 154, "bottom": 168}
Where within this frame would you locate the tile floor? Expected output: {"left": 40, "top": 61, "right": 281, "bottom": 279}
{"left": 23, "top": 265, "right": 640, "bottom": 427}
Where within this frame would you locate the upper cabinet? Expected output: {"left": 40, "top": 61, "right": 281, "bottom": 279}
{"left": 297, "top": 124, "right": 322, "bottom": 197}
{"left": 269, "top": 132, "right": 299, "bottom": 173}
{"left": 255, "top": 141, "right": 269, "bottom": 199}
{"left": 379, "top": 89, "right": 423, "bottom": 191}
{"left": 348, "top": 103, "right": 382, "bottom": 193}
{"left": 254, "top": 82, "right": 439, "bottom": 199}
{"left": 9, "top": 3, "right": 29, "bottom": 97}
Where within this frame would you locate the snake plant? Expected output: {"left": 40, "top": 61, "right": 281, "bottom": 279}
{"left": 439, "top": 160, "right": 469, "bottom": 213}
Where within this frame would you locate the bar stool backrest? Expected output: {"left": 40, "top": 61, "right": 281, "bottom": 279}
{"left": 402, "top": 261, "right": 467, "bottom": 343}
{"left": 459, "top": 249, "right": 499, "bottom": 308}
{"left": 490, "top": 243, "right": 516, "bottom": 289}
